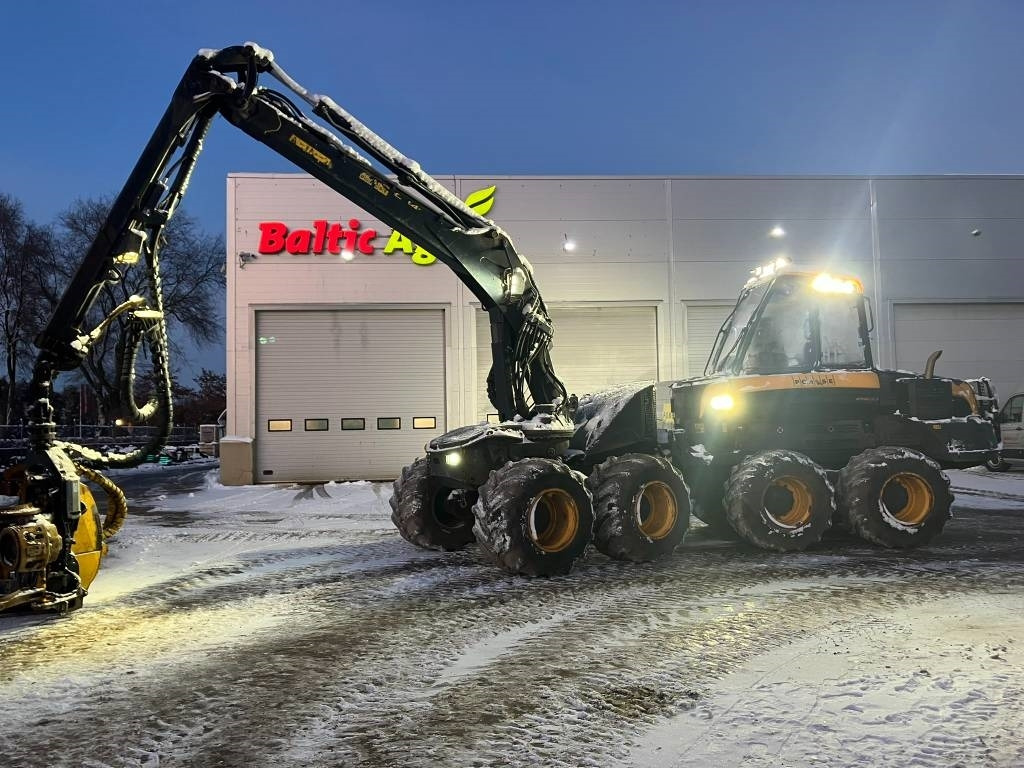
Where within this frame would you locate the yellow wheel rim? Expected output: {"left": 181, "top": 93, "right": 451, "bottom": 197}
{"left": 763, "top": 476, "right": 813, "bottom": 528}
{"left": 881, "top": 472, "right": 934, "bottom": 526}
{"left": 635, "top": 481, "right": 678, "bottom": 540}
{"left": 528, "top": 488, "right": 580, "bottom": 553}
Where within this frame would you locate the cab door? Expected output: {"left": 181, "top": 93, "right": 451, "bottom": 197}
{"left": 999, "top": 394, "right": 1024, "bottom": 457}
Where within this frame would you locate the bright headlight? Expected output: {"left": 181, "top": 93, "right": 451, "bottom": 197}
{"left": 444, "top": 451, "right": 462, "bottom": 467}
{"left": 710, "top": 394, "right": 735, "bottom": 411}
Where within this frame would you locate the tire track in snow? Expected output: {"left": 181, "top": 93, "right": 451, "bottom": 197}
{"left": 2, "top": 508, "right": 1023, "bottom": 767}
{"left": 265, "top": 555, "right": 1024, "bottom": 767}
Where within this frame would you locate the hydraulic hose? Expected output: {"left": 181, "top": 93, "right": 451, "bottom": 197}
{"left": 76, "top": 464, "right": 129, "bottom": 539}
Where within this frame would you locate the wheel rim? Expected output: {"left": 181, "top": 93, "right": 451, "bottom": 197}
{"left": 634, "top": 481, "right": 678, "bottom": 540}
{"left": 431, "top": 490, "right": 467, "bottom": 533}
{"left": 762, "top": 476, "right": 813, "bottom": 528}
{"left": 881, "top": 473, "right": 933, "bottom": 526}
{"left": 528, "top": 488, "right": 580, "bottom": 553}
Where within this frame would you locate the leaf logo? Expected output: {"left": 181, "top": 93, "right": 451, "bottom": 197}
{"left": 465, "top": 185, "right": 497, "bottom": 216}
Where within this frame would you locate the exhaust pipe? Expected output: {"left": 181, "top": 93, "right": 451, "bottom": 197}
{"left": 924, "top": 349, "right": 942, "bottom": 379}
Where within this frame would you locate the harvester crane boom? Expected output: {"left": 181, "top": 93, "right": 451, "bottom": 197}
{"left": 17, "top": 42, "right": 569, "bottom": 613}
{"left": 32, "top": 42, "right": 566, "bottom": 446}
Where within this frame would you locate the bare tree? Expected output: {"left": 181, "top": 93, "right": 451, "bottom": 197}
{"left": 0, "top": 193, "right": 59, "bottom": 423}
{"left": 174, "top": 369, "right": 226, "bottom": 427}
{"left": 54, "top": 196, "right": 226, "bottom": 422}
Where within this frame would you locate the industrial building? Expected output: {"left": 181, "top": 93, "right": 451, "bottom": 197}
{"left": 221, "top": 174, "right": 1024, "bottom": 484}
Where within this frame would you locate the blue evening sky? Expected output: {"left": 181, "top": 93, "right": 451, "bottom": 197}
{"left": 2, "top": 1, "right": 1022, "bottom": 382}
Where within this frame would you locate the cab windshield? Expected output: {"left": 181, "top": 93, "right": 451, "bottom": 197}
{"left": 709, "top": 283, "right": 768, "bottom": 374}
{"left": 712, "top": 275, "right": 868, "bottom": 375}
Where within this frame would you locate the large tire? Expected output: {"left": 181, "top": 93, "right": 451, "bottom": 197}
{"left": 724, "top": 450, "right": 834, "bottom": 552}
{"left": 688, "top": 465, "right": 736, "bottom": 537}
{"left": 586, "top": 454, "right": 690, "bottom": 562}
{"left": 473, "top": 458, "right": 593, "bottom": 576}
{"left": 986, "top": 454, "right": 1011, "bottom": 472}
{"left": 389, "top": 458, "right": 476, "bottom": 551}
{"left": 838, "top": 447, "right": 952, "bottom": 548}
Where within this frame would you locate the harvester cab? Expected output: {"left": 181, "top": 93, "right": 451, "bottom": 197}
{"left": 707, "top": 261, "right": 871, "bottom": 379}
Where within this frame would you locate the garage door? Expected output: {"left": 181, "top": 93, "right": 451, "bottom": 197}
{"left": 256, "top": 309, "right": 446, "bottom": 482}
{"left": 683, "top": 302, "right": 734, "bottom": 378}
{"left": 475, "top": 306, "right": 658, "bottom": 421}
{"left": 893, "top": 303, "right": 1024, "bottom": 400}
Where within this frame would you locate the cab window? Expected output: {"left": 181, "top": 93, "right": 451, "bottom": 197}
{"left": 1003, "top": 395, "right": 1024, "bottom": 424}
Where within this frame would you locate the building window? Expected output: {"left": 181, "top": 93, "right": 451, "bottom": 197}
{"left": 377, "top": 417, "right": 401, "bottom": 430}
{"left": 341, "top": 418, "right": 365, "bottom": 431}
{"left": 412, "top": 417, "right": 436, "bottom": 430}
{"left": 304, "top": 418, "right": 329, "bottom": 431}
{"left": 268, "top": 419, "right": 292, "bottom": 432}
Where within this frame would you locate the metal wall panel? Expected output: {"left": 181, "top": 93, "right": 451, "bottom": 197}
{"left": 486, "top": 219, "right": 669, "bottom": 264}
{"left": 876, "top": 219, "right": 1024, "bottom": 302}
{"left": 673, "top": 219, "right": 873, "bottom": 265}
{"left": 526, "top": 261, "right": 669, "bottom": 303}
{"left": 474, "top": 306, "right": 658, "bottom": 421}
{"left": 893, "top": 303, "right": 1024, "bottom": 398}
{"left": 255, "top": 309, "right": 445, "bottom": 481}
{"left": 671, "top": 178, "right": 870, "bottom": 220}
{"left": 457, "top": 177, "right": 666, "bottom": 221}
{"left": 874, "top": 219, "right": 1024, "bottom": 262}
{"left": 875, "top": 178, "right": 1024, "bottom": 220}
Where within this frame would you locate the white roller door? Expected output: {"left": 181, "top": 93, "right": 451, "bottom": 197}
{"left": 475, "top": 306, "right": 658, "bottom": 422}
{"left": 893, "top": 302, "right": 1024, "bottom": 400}
{"left": 255, "top": 309, "right": 446, "bottom": 482}
{"left": 683, "top": 302, "right": 734, "bottom": 378}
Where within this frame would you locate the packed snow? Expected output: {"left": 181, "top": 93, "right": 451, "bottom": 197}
{"left": 1, "top": 460, "right": 1023, "bottom": 767}
{"left": 631, "top": 592, "right": 1024, "bottom": 767}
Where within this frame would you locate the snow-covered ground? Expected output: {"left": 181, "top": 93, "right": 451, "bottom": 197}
{"left": 632, "top": 590, "right": 1024, "bottom": 767}
{"left": 630, "top": 466, "right": 1024, "bottom": 768}
{"left": 1, "top": 462, "right": 1023, "bottom": 767}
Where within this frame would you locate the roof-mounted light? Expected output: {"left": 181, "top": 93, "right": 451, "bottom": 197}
{"left": 811, "top": 272, "right": 862, "bottom": 294}
{"left": 747, "top": 256, "right": 790, "bottom": 284}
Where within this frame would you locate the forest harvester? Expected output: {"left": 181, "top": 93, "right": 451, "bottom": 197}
{"left": 0, "top": 44, "right": 999, "bottom": 614}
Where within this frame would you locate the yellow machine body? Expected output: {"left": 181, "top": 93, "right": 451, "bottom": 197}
{"left": 0, "top": 477, "right": 107, "bottom": 613}
{"left": 72, "top": 483, "right": 106, "bottom": 590}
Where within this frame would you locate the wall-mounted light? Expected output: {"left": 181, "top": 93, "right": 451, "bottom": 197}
{"left": 562, "top": 234, "right": 577, "bottom": 252}
{"left": 769, "top": 226, "right": 786, "bottom": 239}
{"left": 238, "top": 251, "right": 258, "bottom": 269}
{"left": 340, "top": 249, "right": 355, "bottom": 261}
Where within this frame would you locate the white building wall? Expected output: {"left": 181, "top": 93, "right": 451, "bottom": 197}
{"left": 874, "top": 177, "right": 1024, "bottom": 348}
{"left": 225, "top": 173, "right": 1024, "bottom": 484}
